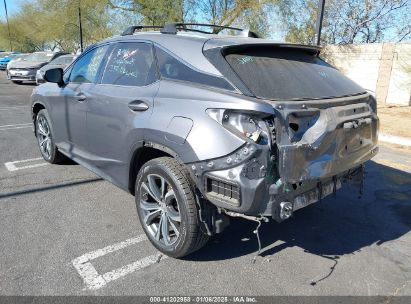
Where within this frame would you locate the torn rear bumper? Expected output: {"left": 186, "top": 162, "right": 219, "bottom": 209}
{"left": 276, "top": 101, "right": 379, "bottom": 183}
{"left": 188, "top": 94, "right": 379, "bottom": 221}
{"left": 193, "top": 159, "right": 365, "bottom": 222}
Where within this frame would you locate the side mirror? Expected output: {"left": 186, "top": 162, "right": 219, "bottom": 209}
{"left": 44, "top": 68, "right": 64, "bottom": 86}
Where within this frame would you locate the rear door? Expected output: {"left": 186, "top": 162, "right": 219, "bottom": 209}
{"left": 85, "top": 41, "right": 159, "bottom": 186}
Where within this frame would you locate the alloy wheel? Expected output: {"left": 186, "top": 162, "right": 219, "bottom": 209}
{"left": 37, "top": 116, "right": 52, "bottom": 160}
{"left": 139, "top": 174, "right": 182, "bottom": 247}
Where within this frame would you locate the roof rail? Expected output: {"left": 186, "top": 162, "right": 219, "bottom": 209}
{"left": 121, "top": 25, "right": 163, "bottom": 36}
{"left": 121, "top": 23, "right": 261, "bottom": 38}
{"left": 160, "top": 23, "right": 260, "bottom": 38}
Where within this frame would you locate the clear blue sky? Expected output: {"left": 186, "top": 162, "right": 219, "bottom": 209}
{"left": 0, "top": 0, "right": 20, "bottom": 22}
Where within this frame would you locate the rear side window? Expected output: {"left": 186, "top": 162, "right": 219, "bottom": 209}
{"left": 225, "top": 47, "right": 365, "bottom": 100}
{"left": 155, "top": 46, "right": 234, "bottom": 91}
{"left": 69, "top": 46, "right": 108, "bottom": 83}
{"left": 102, "top": 42, "right": 157, "bottom": 86}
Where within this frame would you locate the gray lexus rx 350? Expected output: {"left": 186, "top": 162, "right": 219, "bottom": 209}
{"left": 31, "top": 23, "right": 379, "bottom": 257}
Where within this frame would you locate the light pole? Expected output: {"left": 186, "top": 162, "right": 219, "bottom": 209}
{"left": 64, "top": 22, "right": 86, "bottom": 53}
{"left": 2, "top": 0, "right": 12, "bottom": 51}
{"left": 315, "top": 0, "right": 326, "bottom": 45}
{"left": 78, "top": 5, "right": 83, "bottom": 52}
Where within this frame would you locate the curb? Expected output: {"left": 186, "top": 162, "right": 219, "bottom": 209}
{"left": 379, "top": 133, "right": 411, "bottom": 147}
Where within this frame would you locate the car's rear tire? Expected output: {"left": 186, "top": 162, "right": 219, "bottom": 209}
{"left": 36, "top": 109, "right": 66, "bottom": 164}
{"left": 135, "top": 157, "right": 209, "bottom": 258}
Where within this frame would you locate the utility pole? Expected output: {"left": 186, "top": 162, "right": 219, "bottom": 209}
{"left": 78, "top": 5, "right": 84, "bottom": 52}
{"left": 3, "top": 0, "right": 12, "bottom": 51}
{"left": 315, "top": 0, "right": 326, "bottom": 45}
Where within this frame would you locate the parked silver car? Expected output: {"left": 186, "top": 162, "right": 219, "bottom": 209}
{"left": 5, "top": 54, "right": 29, "bottom": 79}
{"left": 8, "top": 51, "right": 68, "bottom": 84}
{"left": 30, "top": 24, "right": 379, "bottom": 257}
{"left": 36, "top": 54, "right": 76, "bottom": 85}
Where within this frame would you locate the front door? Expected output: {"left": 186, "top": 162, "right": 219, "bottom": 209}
{"left": 57, "top": 45, "right": 109, "bottom": 157}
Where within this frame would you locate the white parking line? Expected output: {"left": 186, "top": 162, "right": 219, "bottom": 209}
{"left": 0, "top": 123, "right": 32, "bottom": 131}
{"left": 4, "top": 158, "right": 47, "bottom": 172}
{"left": 72, "top": 234, "right": 167, "bottom": 290}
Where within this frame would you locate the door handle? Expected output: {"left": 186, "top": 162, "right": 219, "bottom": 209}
{"left": 128, "top": 100, "right": 149, "bottom": 111}
{"left": 75, "top": 92, "right": 87, "bottom": 102}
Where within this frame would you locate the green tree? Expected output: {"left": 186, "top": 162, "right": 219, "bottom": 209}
{"left": 108, "top": 0, "right": 195, "bottom": 25}
{"left": 279, "top": 0, "right": 410, "bottom": 44}
{"left": 0, "top": 0, "right": 115, "bottom": 52}
{"left": 199, "top": 0, "right": 276, "bottom": 37}
{"left": 108, "top": 0, "right": 276, "bottom": 37}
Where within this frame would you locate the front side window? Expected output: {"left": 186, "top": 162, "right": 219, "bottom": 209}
{"left": 69, "top": 45, "right": 108, "bottom": 83}
{"left": 154, "top": 46, "right": 234, "bottom": 91}
{"left": 101, "top": 42, "right": 156, "bottom": 86}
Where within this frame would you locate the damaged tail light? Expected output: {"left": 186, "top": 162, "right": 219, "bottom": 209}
{"left": 206, "top": 109, "right": 272, "bottom": 145}
{"left": 286, "top": 110, "right": 320, "bottom": 142}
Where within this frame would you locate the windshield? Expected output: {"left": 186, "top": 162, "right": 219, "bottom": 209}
{"left": 14, "top": 54, "right": 27, "bottom": 59}
{"left": 225, "top": 47, "right": 365, "bottom": 100}
{"left": 50, "top": 56, "right": 73, "bottom": 65}
{"left": 24, "top": 53, "right": 54, "bottom": 63}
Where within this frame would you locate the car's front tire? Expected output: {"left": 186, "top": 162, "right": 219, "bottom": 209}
{"left": 135, "top": 157, "right": 209, "bottom": 258}
{"left": 36, "top": 109, "right": 65, "bottom": 164}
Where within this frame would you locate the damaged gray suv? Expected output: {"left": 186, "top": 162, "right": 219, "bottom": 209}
{"left": 31, "top": 23, "right": 379, "bottom": 258}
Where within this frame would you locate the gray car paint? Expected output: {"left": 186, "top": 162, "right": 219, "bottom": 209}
{"left": 31, "top": 32, "right": 379, "bottom": 219}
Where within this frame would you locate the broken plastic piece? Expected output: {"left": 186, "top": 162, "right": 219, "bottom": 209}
{"left": 250, "top": 130, "right": 261, "bottom": 142}
{"left": 247, "top": 129, "right": 261, "bottom": 142}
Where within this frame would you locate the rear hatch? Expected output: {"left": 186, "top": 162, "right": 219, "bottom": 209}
{"left": 204, "top": 41, "right": 379, "bottom": 182}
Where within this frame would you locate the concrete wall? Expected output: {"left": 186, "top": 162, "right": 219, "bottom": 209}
{"left": 321, "top": 43, "right": 411, "bottom": 106}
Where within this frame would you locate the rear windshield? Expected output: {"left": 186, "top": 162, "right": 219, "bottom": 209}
{"left": 225, "top": 48, "right": 365, "bottom": 100}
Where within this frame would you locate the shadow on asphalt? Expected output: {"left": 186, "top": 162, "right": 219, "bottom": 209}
{"left": 186, "top": 160, "right": 411, "bottom": 262}
{"left": 0, "top": 178, "right": 103, "bottom": 199}
{"left": 16, "top": 82, "right": 37, "bottom": 86}
{"left": 58, "top": 157, "right": 78, "bottom": 165}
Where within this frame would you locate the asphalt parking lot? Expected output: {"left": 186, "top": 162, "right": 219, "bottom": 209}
{"left": 0, "top": 70, "right": 411, "bottom": 297}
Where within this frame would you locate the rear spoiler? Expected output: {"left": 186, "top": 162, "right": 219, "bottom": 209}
{"left": 219, "top": 43, "right": 322, "bottom": 56}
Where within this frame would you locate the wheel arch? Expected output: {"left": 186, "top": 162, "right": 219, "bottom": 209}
{"left": 128, "top": 142, "right": 185, "bottom": 195}
{"left": 31, "top": 102, "right": 46, "bottom": 136}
